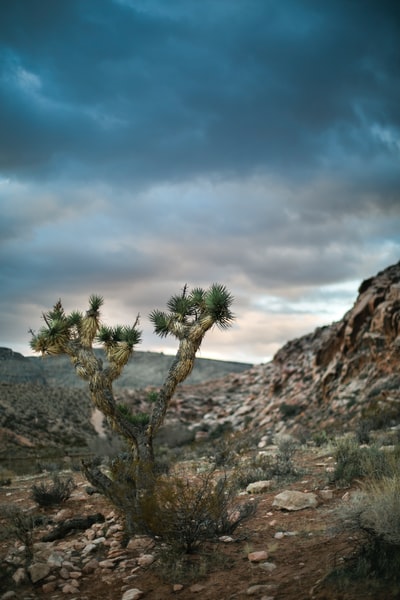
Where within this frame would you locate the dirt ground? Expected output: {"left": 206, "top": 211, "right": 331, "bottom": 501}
{"left": 1, "top": 448, "right": 399, "bottom": 600}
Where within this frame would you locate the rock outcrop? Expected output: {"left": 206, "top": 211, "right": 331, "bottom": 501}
{"left": 134, "top": 260, "right": 400, "bottom": 439}
{"left": 184, "top": 260, "right": 400, "bottom": 437}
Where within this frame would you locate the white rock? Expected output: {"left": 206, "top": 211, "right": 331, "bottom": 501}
{"left": 47, "top": 551, "right": 64, "bottom": 567}
{"left": 82, "top": 542, "right": 97, "bottom": 556}
{"left": 246, "top": 480, "right": 273, "bottom": 494}
{"left": 259, "top": 561, "right": 277, "bottom": 572}
{"left": 121, "top": 589, "right": 144, "bottom": 600}
{"left": 272, "top": 490, "right": 318, "bottom": 511}
{"left": 137, "top": 553, "right": 155, "bottom": 567}
{"left": 93, "top": 536, "right": 106, "bottom": 545}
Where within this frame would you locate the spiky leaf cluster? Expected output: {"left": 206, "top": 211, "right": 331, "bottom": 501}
{"left": 30, "top": 299, "right": 72, "bottom": 355}
{"left": 30, "top": 296, "right": 141, "bottom": 363}
{"left": 97, "top": 324, "right": 142, "bottom": 368}
{"left": 149, "top": 283, "right": 234, "bottom": 340}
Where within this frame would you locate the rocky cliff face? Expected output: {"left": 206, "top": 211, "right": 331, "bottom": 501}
{"left": 172, "top": 260, "right": 400, "bottom": 438}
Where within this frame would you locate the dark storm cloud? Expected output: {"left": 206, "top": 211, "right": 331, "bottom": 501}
{"left": 1, "top": 0, "right": 399, "bottom": 184}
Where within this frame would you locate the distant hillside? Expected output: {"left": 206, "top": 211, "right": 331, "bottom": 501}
{"left": 0, "top": 348, "right": 252, "bottom": 388}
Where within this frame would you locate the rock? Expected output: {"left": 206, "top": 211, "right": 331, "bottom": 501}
{"left": 121, "top": 589, "right": 144, "bottom": 600}
{"left": 47, "top": 551, "right": 64, "bottom": 567}
{"left": 126, "top": 536, "right": 154, "bottom": 553}
{"left": 61, "top": 583, "right": 79, "bottom": 594}
{"left": 99, "top": 559, "right": 116, "bottom": 569}
{"left": 272, "top": 490, "right": 318, "bottom": 511}
{"left": 0, "top": 592, "right": 18, "bottom": 600}
{"left": 137, "top": 553, "right": 155, "bottom": 567}
{"left": 189, "top": 583, "right": 205, "bottom": 592}
{"left": 28, "top": 562, "right": 51, "bottom": 583}
{"left": 11, "top": 567, "right": 27, "bottom": 585}
{"left": 248, "top": 550, "right": 268, "bottom": 562}
{"left": 246, "top": 583, "right": 277, "bottom": 595}
{"left": 319, "top": 489, "right": 334, "bottom": 500}
{"left": 59, "top": 567, "right": 70, "bottom": 579}
{"left": 82, "top": 558, "right": 99, "bottom": 573}
{"left": 42, "top": 581, "right": 58, "bottom": 593}
{"left": 246, "top": 480, "right": 273, "bottom": 494}
{"left": 259, "top": 561, "right": 277, "bottom": 572}
{"left": 82, "top": 542, "right": 97, "bottom": 556}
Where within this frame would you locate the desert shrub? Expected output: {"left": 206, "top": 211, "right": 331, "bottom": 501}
{"left": 30, "top": 474, "right": 76, "bottom": 507}
{"left": 312, "top": 430, "right": 332, "bottom": 447}
{"left": 336, "top": 475, "right": 400, "bottom": 581}
{"left": 117, "top": 403, "right": 150, "bottom": 426}
{"left": 361, "top": 394, "right": 400, "bottom": 430}
{"left": 138, "top": 469, "right": 256, "bottom": 553}
{"left": 234, "top": 437, "right": 299, "bottom": 488}
{"left": 330, "top": 437, "right": 397, "bottom": 487}
{"left": 355, "top": 419, "right": 372, "bottom": 445}
{"left": 0, "top": 466, "right": 13, "bottom": 486}
{"left": 2, "top": 505, "right": 36, "bottom": 558}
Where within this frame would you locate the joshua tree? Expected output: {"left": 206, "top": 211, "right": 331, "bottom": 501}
{"left": 30, "top": 284, "right": 234, "bottom": 533}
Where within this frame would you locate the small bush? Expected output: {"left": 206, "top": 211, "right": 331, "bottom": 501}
{"left": 138, "top": 469, "right": 256, "bottom": 553}
{"left": 234, "top": 437, "right": 299, "bottom": 488}
{"left": 117, "top": 403, "right": 150, "bottom": 426}
{"left": 30, "top": 474, "right": 76, "bottom": 507}
{"left": 355, "top": 419, "right": 372, "bottom": 445}
{"left": 330, "top": 437, "right": 396, "bottom": 487}
{"left": 2, "top": 505, "right": 36, "bottom": 558}
{"left": 312, "top": 430, "right": 331, "bottom": 447}
{"left": 336, "top": 475, "right": 400, "bottom": 581}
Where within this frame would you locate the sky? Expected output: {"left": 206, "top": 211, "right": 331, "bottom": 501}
{"left": 1, "top": 0, "right": 399, "bottom": 365}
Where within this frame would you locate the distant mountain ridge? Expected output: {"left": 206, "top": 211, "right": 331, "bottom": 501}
{"left": 0, "top": 348, "right": 252, "bottom": 387}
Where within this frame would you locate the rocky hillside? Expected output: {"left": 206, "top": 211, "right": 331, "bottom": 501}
{"left": 0, "top": 349, "right": 251, "bottom": 461}
{"left": 156, "top": 260, "right": 400, "bottom": 440}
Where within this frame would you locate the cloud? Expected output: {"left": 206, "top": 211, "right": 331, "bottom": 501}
{"left": 0, "top": 0, "right": 399, "bottom": 363}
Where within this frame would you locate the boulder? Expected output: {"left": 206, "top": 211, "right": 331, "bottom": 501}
{"left": 272, "top": 490, "right": 318, "bottom": 511}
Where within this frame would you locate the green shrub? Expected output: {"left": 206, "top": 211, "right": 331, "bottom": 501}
{"left": 138, "top": 469, "right": 256, "bottom": 553}
{"left": 30, "top": 474, "right": 76, "bottom": 507}
{"left": 2, "top": 505, "right": 36, "bottom": 558}
{"left": 234, "top": 437, "right": 299, "bottom": 488}
{"left": 336, "top": 475, "right": 400, "bottom": 581}
{"left": 117, "top": 403, "right": 150, "bottom": 426}
{"left": 312, "top": 430, "right": 331, "bottom": 447}
{"left": 330, "top": 437, "right": 396, "bottom": 487}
